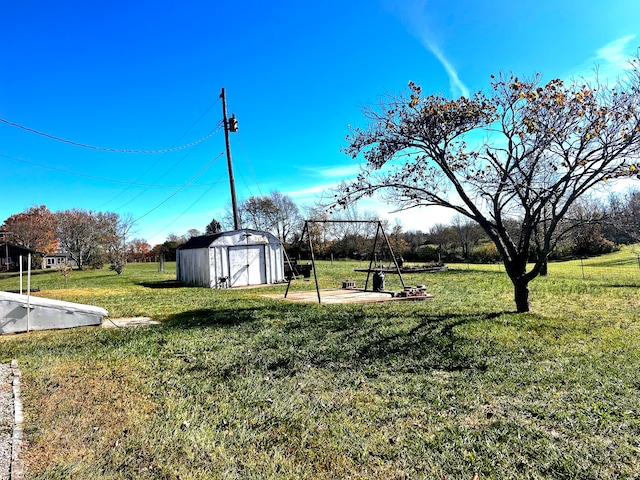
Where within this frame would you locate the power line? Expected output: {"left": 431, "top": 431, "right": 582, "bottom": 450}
{"left": 0, "top": 116, "right": 220, "bottom": 153}
{"left": 236, "top": 132, "right": 264, "bottom": 198}
{"left": 111, "top": 141, "right": 205, "bottom": 211}
{"left": 0, "top": 153, "right": 218, "bottom": 188}
{"left": 133, "top": 152, "right": 225, "bottom": 223}
{"left": 100, "top": 99, "right": 223, "bottom": 208}
{"left": 150, "top": 172, "right": 228, "bottom": 239}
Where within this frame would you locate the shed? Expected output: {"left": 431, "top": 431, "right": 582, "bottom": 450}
{"left": 176, "top": 229, "right": 285, "bottom": 288}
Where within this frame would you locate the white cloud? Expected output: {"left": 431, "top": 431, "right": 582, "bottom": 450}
{"left": 285, "top": 183, "right": 334, "bottom": 198}
{"left": 571, "top": 34, "right": 638, "bottom": 83}
{"left": 312, "top": 164, "right": 361, "bottom": 179}
{"left": 596, "top": 34, "right": 637, "bottom": 68}
{"left": 347, "top": 197, "right": 454, "bottom": 232}
{"left": 386, "top": 0, "right": 470, "bottom": 98}
{"left": 284, "top": 164, "right": 361, "bottom": 203}
{"left": 418, "top": 39, "right": 470, "bottom": 99}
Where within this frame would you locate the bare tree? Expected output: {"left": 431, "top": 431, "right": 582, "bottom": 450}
{"left": 56, "top": 209, "right": 123, "bottom": 270}
{"left": 301, "top": 204, "right": 332, "bottom": 258}
{"left": 242, "top": 196, "right": 278, "bottom": 232}
{"left": 270, "top": 191, "right": 302, "bottom": 244}
{"left": 239, "top": 191, "right": 302, "bottom": 243}
{"left": 107, "top": 212, "right": 134, "bottom": 274}
{"left": 603, "top": 190, "right": 640, "bottom": 244}
{"left": 451, "top": 215, "right": 486, "bottom": 262}
{"left": 186, "top": 228, "right": 202, "bottom": 239}
{"left": 337, "top": 57, "right": 640, "bottom": 312}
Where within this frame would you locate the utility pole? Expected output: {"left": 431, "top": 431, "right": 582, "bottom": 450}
{"left": 220, "top": 88, "right": 241, "bottom": 230}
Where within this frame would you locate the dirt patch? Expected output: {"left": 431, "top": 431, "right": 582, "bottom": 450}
{"left": 263, "top": 288, "right": 433, "bottom": 304}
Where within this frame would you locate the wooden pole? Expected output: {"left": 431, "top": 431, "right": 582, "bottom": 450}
{"left": 220, "top": 88, "right": 240, "bottom": 230}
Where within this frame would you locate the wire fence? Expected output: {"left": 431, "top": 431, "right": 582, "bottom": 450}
{"left": 449, "top": 252, "right": 640, "bottom": 285}
{"left": 547, "top": 257, "right": 640, "bottom": 283}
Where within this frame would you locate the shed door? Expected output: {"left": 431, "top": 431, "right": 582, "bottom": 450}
{"left": 228, "top": 245, "right": 266, "bottom": 287}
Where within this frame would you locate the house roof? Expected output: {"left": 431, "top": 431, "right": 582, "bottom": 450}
{"left": 0, "top": 243, "right": 37, "bottom": 255}
{"left": 43, "top": 252, "right": 71, "bottom": 258}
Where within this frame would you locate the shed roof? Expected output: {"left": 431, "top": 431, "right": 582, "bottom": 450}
{"left": 179, "top": 233, "right": 225, "bottom": 250}
{"left": 178, "top": 229, "right": 281, "bottom": 250}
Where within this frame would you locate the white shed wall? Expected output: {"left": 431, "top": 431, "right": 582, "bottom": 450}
{"left": 177, "top": 248, "right": 212, "bottom": 287}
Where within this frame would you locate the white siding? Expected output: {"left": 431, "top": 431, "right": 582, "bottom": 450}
{"left": 177, "top": 248, "right": 212, "bottom": 286}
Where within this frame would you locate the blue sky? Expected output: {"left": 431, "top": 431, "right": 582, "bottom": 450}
{"left": 1, "top": 0, "right": 639, "bottom": 245}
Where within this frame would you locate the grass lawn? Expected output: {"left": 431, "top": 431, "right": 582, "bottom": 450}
{"left": 0, "top": 248, "right": 639, "bottom": 479}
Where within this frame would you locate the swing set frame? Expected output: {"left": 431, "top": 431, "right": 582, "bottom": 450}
{"left": 284, "top": 219, "right": 406, "bottom": 304}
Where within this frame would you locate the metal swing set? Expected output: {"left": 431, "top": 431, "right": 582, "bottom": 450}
{"left": 283, "top": 219, "right": 408, "bottom": 304}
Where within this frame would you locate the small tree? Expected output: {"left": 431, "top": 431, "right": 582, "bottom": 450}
{"left": 109, "top": 251, "right": 127, "bottom": 274}
{"left": 337, "top": 57, "right": 640, "bottom": 312}
{"left": 205, "top": 218, "right": 223, "bottom": 234}
{"left": 59, "top": 262, "right": 73, "bottom": 287}
{"left": 102, "top": 212, "right": 131, "bottom": 274}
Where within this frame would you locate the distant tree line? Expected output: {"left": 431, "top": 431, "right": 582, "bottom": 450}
{"left": 398, "top": 191, "right": 640, "bottom": 264}
{"left": 2, "top": 189, "right": 638, "bottom": 272}
{"left": 289, "top": 191, "right": 640, "bottom": 264}
{"left": 1, "top": 206, "right": 132, "bottom": 273}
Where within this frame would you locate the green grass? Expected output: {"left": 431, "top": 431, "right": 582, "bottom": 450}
{"left": 0, "top": 249, "right": 639, "bottom": 479}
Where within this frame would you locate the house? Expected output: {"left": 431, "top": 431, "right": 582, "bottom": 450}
{"left": 0, "top": 243, "right": 36, "bottom": 272}
{"left": 176, "top": 229, "right": 285, "bottom": 288}
{"left": 42, "top": 251, "right": 77, "bottom": 270}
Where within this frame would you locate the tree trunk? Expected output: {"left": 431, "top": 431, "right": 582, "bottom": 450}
{"left": 513, "top": 277, "right": 531, "bottom": 313}
{"left": 540, "top": 259, "right": 548, "bottom": 276}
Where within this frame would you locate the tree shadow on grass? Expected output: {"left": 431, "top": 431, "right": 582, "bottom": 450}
{"left": 583, "top": 258, "right": 637, "bottom": 267}
{"left": 161, "top": 307, "right": 262, "bottom": 329}
{"left": 157, "top": 303, "right": 513, "bottom": 377}
{"left": 279, "top": 307, "right": 514, "bottom": 375}
{"left": 0, "top": 269, "right": 53, "bottom": 279}
{"left": 353, "top": 311, "right": 509, "bottom": 373}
